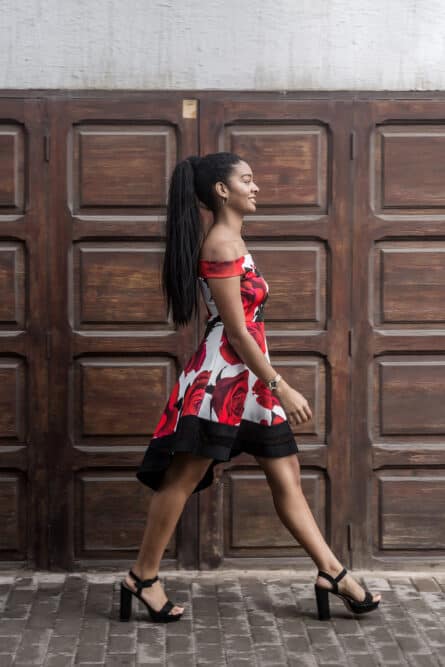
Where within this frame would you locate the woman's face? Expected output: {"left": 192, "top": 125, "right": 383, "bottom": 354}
{"left": 224, "top": 160, "right": 260, "bottom": 214}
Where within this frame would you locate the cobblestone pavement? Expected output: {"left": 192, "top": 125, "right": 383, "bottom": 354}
{"left": 0, "top": 569, "right": 444, "bottom": 666}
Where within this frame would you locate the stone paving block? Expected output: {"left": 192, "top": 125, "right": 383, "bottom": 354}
{"left": 339, "top": 634, "right": 369, "bottom": 653}
{"left": 194, "top": 627, "right": 222, "bottom": 644}
{"left": 46, "top": 634, "right": 78, "bottom": 655}
{"left": 347, "top": 655, "right": 379, "bottom": 667}
{"left": 226, "top": 659, "right": 255, "bottom": 667}
{"left": 249, "top": 625, "right": 281, "bottom": 645}
{"left": 306, "top": 625, "right": 341, "bottom": 646}
{"left": 136, "top": 642, "right": 165, "bottom": 664}
{"left": 413, "top": 578, "right": 442, "bottom": 593}
{"left": 14, "top": 628, "right": 52, "bottom": 665}
{"left": 44, "top": 656, "right": 74, "bottom": 667}
{"left": 276, "top": 617, "right": 307, "bottom": 635}
{"left": 224, "top": 634, "right": 254, "bottom": 653}
{"left": 104, "top": 655, "right": 136, "bottom": 666}
{"left": 166, "top": 634, "right": 193, "bottom": 654}
{"left": 164, "top": 653, "right": 195, "bottom": 667}
{"left": 374, "top": 643, "right": 409, "bottom": 664}
{"left": 363, "top": 624, "right": 396, "bottom": 644}
{"left": 195, "top": 642, "right": 226, "bottom": 664}
{"left": 282, "top": 634, "right": 311, "bottom": 652}
{"left": 311, "top": 644, "right": 348, "bottom": 664}
{"left": 287, "top": 654, "right": 318, "bottom": 667}
{"left": 255, "top": 644, "right": 287, "bottom": 666}
{"left": 107, "top": 635, "right": 136, "bottom": 654}
{"left": 0, "top": 634, "right": 21, "bottom": 653}
{"left": 78, "top": 625, "right": 109, "bottom": 643}
{"left": 74, "top": 642, "right": 105, "bottom": 663}
{"left": 407, "top": 654, "right": 441, "bottom": 667}
{"left": 424, "top": 628, "right": 445, "bottom": 647}
{"left": 219, "top": 617, "right": 250, "bottom": 634}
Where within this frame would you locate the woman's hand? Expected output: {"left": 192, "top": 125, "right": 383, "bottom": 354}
{"left": 274, "top": 381, "right": 312, "bottom": 426}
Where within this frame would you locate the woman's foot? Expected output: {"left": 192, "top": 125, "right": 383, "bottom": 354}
{"left": 316, "top": 567, "right": 381, "bottom": 604}
{"left": 124, "top": 569, "right": 184, "bottom": 617}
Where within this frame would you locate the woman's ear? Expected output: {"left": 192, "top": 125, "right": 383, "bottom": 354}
{"left": 214, "top": 180, "right": 229, "bottom": 199}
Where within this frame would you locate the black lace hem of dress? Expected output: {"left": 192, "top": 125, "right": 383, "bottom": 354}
{"left": 136, "top": 414, "right": 298, "bottom": 494}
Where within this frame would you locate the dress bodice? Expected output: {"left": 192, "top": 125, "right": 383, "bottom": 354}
{"left": 198, "top": 253, "right": 269, "bottom": 326}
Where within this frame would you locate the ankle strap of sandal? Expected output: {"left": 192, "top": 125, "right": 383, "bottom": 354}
{"left": 317, "top": 567, "right": 347, "bottom": 593}
{"left": 129, "top": 569, "right": 159, "bottom": 592}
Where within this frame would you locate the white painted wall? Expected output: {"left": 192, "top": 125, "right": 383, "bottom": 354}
{"left": 1, "top": 0, "right": 444, "bottom": 90}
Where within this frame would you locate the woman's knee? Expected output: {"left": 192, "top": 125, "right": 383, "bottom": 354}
{"left": 255, "top": 454, "right": 302, "bottom": 492}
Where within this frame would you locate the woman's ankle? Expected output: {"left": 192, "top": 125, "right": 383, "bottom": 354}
{"left": 131, "top": 563, "right": 158, "bottom": 580}
{"left": 316, "top": 561, "right": 344, "bottom": 576}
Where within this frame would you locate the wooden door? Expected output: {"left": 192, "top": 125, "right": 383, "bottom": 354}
{"left": 46, "top": 96, "right": 199, "bottom": 569}
{"left": 198, "top": 98, "right": 353, "bottom": 569}
{"left": 0, "top": 99, "right": 48, "bottom": 567}
{"left": 352, "top": 101, "right": 445, "bottom": 568}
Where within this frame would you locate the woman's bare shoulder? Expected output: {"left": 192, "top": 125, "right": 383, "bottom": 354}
{"left": 199, "top": 236, "right": 248, "bottom": 262}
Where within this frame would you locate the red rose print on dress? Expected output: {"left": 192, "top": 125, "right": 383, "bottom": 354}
{"left": 219, "top": 331, "right": 241, "bottom": 365}
{"left": 182, "top": 370, "right": 212, "bottom": 416}
{"left": 252, "top": 377, "right": 273, "bottom": 410}
{"left": 183, "top": 342, "right": 207, "bottom": 374}
{"left": 152, "top": 380, "right": 180, "bottom": 438}
{"left": 241, "top": 274, "right": 267, "bottom": 318}
{"left": 211, "top": 369, "right": 249, "bottom": 425}
{"left": 271, "top": 411, "right": 285, "bottom": 425}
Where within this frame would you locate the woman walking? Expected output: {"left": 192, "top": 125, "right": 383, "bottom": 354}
{"left": 120, "top": 152, "right": 382, "bottom": 623}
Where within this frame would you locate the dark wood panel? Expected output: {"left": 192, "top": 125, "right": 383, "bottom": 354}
{"left": 71, "top": 356, "right": 176, "bottom": 444}
{"left": 0, "top": 473, "right": 27, "bottom": 558}
{"left": 373, "top": 241, "right": 445, "bottom": 328}
{"left": 224, "top": 468, "right": 326, "bottom": 555}
{"left": 374, "top": 470, "right": 445, "bottom": 552}
{"left": 74, "top": 471, "right": 175, "bottom": 560}
{"left": 0, "top": 124, "right": 25, "bottom": 211}
{"left": 373, "top": 125, "right": 445, "bottom": 210}
{"left": 0, "top": 358, "right": 26, "bottom": 441}
{"left": 72, "top": 243, "right": 168, "bottom": 330}
{"left": 71, "top": 123, "right": 177, "bottom": 213}
{"left": 0, "top": 242, "right": 26, "bottom": 329}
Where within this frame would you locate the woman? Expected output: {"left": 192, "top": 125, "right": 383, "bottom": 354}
{"left": 119, "top": 152, "right": 382, "bottom": 623}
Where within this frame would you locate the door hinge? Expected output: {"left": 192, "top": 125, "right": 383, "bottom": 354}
{"left": 347, "top": 523, "right": 353, "bottom": 551}
{"left": 350, "top": 131, "right": 356, "bottom": 160}
{"left": 348, "top": 329, "right": 353, "bottom": 356}
{"left": 44, "top": 132, "right": 51, "bottom": 161}
{"left": 46, "top": 331, "right": 52, "bottom": 359}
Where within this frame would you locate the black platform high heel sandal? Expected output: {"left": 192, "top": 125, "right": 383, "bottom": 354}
{"left": 120, "top": 569, "right": 184, "bottom": 623}
{"left": 314, "top": 567, "right": 380, "bottom": 621}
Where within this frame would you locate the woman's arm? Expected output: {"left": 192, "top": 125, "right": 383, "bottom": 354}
{"left": 207, "top": 273, "right": 312, "bottom": 425}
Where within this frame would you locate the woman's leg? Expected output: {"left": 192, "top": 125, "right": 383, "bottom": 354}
{"left": 125, "top": 451, "right": 214, "bottom": 615}
{"left": 255, "top": 453, "right": 381, "bottom": 603}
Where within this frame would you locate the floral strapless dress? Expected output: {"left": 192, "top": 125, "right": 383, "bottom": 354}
{"left": 136, "top": 252, "right": 298, "bottom": 493}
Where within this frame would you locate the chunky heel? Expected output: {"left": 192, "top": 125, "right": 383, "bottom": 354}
{"left": 120, "top": 583, "right": 132, "bottom": 621}
{"left": 119, "top": 570, "right": 183, "bottom": 623}
{"left": 314, "top": 567, "right": 380, "bottom": 620}
{"left": 314, "top": 584, "right": 331, "bottom": 620}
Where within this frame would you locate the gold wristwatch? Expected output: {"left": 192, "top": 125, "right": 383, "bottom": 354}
{"left": 267, "top": 373, "right": 282, "bottom": 391}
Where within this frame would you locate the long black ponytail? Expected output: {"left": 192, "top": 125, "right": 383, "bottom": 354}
{"left": 162, "top": 152, "right": 243, "bottom": 327}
